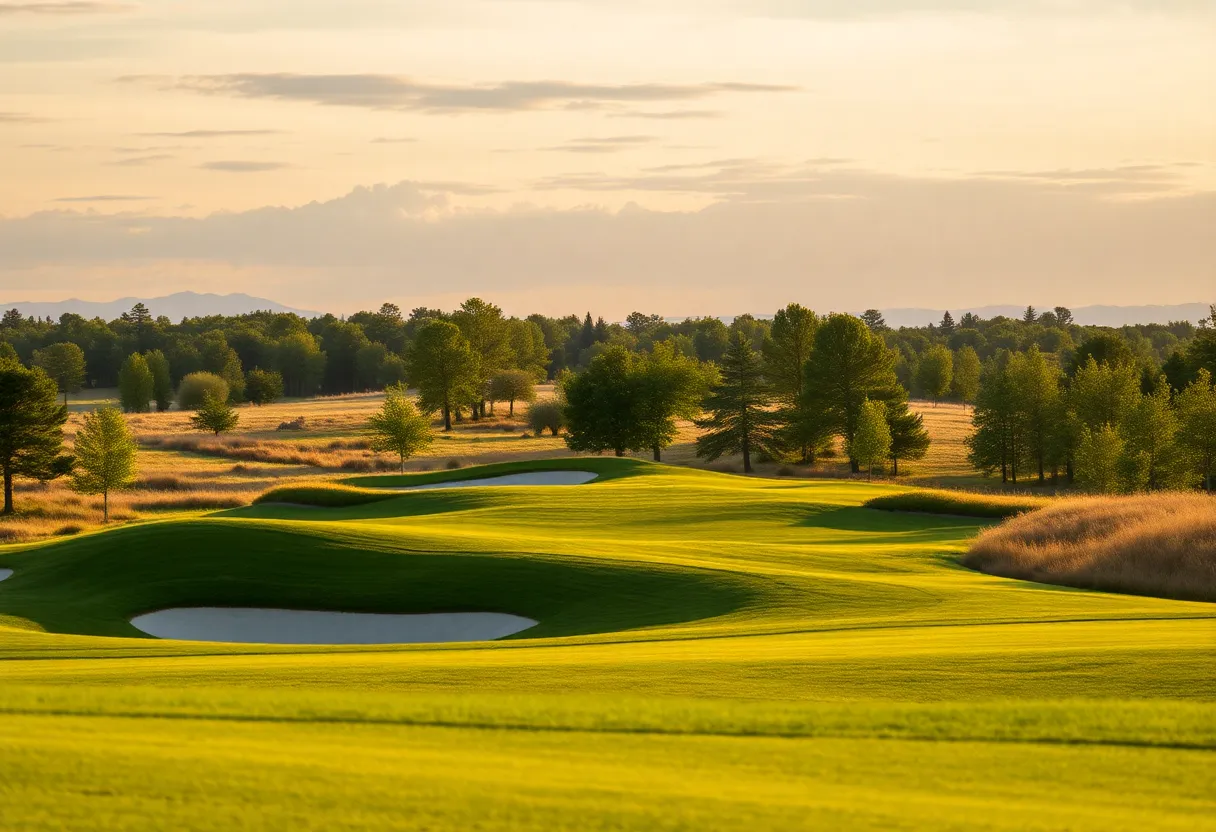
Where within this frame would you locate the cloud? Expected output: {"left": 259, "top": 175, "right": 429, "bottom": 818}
{"left": 371, "top": 137, "right": 417, "bottom": 144}
{"left": 1, "top": 171, "right": 1211, "bottom": 315}
{"left": 716, "top": 0, "right": 1216, "bottom": 18}
{"left": 142, "top": 73, "right": 798, "bottom": 114}
{"left": 611, "top": 110, "right": 724, "bottom": 120}
{"left": 0, "top": 1, "right": 133, "bottom": 13}
{"left": 138, "top": 129, "right": 285, "bottom": 138}
{"left": 542, "top": 135, "right": 659, "bottom": 153}
{"left": 108, "top": 153, "right": 175, "bottom": 167}
{"left": 0, "top": 112, "right": 48, "bottom": 123}
{"left": 53, "top": 194, "right": 154, "bottom": 202}
{"left": 199, "top": 160, "right": 292, "bottom": 172}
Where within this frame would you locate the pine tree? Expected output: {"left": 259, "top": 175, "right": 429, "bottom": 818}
{"left": 0, "top": 363, "right": 71, "bottom": 514}
{"left": 1023, "top": 306, "right": 1038, "bottom": 324}
{"left": 695, "top": 333, "right": 778, "bottom": 473}
{"left": 886, "top": 401, "right": 930, "bottom": 476}
{"left": 762, "top": 303, "right": 820, "bottom": 462}
{"left": 860, "top": 310, "right": 887, "bottom": 333}
{"left": 939, "top": 311, "right": 956, "bottom": 336}
{"left": 190, "top": 392, "right": 239, "bottom": 436}
{"left": 70, "top": 406, "right": 136, "bottom": 521}
{"left": 366, "top": 385, "right": 433, "bottom": 472}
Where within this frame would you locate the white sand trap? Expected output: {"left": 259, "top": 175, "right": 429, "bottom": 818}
{"left": 130, "top": 607, "right": 537, "bottom": 645}
{"left": 395, "top": 471, "right": 598, "bottom": 491}
{"left": 0, "top": 568, "right": 12, "bottom": 583}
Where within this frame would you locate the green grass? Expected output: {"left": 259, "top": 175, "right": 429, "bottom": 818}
{"left": 0, "top": 458, "right": 1213, "bottom": 830}
{"left": 865, "top": 488, "right": 1050, "bottom": 518}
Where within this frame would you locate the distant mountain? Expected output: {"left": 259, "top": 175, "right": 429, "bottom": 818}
{"left": 0, "top": 292, "right": 320, "bottom": 322}
{"left": 877, "top": 304, "right": 1214, "bottom": 329}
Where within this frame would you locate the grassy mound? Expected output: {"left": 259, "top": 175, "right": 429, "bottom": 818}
{"left": 965, "top": 493, "right": 1216, "bottom": 602}
{"left": 865, "top": 489, "right": 1048, "bottom": 518}
{"left": 253, "top": 483, "right": 400, "bottom": 508}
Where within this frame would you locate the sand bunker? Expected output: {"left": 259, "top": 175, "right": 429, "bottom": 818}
{"left": 396, "top": 471, "right": 598, "bottom": 491}
{"left": 130, "top": 607, "right": 537, "bottom": 645}
{"left": 0, "top": 568, "right": 11, "bottom": 583}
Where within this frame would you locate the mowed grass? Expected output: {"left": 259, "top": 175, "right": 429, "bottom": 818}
{"left": 0, "top": 459, "right": 1213, "bottom": 830}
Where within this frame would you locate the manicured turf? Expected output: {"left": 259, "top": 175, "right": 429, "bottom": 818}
{"left": 0, "top": 458, "right": 1213, "bottom": 830}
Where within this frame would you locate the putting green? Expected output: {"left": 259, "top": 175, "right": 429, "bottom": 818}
{"left": 1, "top": 458, "right": 1213, "bottom": 831}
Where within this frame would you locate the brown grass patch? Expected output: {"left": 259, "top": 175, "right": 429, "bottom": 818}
{"left": 964, "top": 493, "right": 1216, "bottom": 603}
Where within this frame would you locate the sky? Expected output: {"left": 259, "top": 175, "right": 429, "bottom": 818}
{"left": 0, "top": 0, "right": 1213, "bottom": 317}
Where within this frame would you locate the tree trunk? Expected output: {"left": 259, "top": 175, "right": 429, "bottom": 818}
{"left": 103, "top": 490, "right": 109, "bottom": 523}
{"left": 400, "top": 455, "right": 406, "bottom": 474}
{"left": 615, "top": 448, "right": 624, "bottom": 457}
{"left": 892, "top": 457, "right": 899, "bottom": 476}
{"left": 443, "top": 404, "right": 452, "bottom": 431}
{"left": 1001, "top": 462, "right": 1007, "bottom": 484}
{"left": 742, "top": 434, "right": 752, "bottom": 474}
{"left": 509, "top": 400, "right": 515, "bottom": 416}
{"left": 1038, "top": 455, "right": 1045, "bottom": 483}
{"left": 653, "top": 444, "right": 661, "bottom": 462}
{"left": 3, "top": 467, "right": 12, "bottom": 515}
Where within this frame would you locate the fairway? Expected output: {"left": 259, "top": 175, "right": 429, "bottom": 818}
{"left": 0, "top": 458, "right": 1213, "bottom": 830}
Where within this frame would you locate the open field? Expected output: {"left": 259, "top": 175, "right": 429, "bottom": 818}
{"left": 0, "top": 458, "right": 1213, "bottom": 830}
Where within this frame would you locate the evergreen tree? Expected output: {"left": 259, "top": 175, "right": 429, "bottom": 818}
{"left": 916, "top": 345, "right": 953, "bottom": 406}
{"left": 799, "top": 314, "right": 904, "bottom": 473}
{"left": 762, "top": 303, "right": 820, "bottom": 461}
{"left": 70, "top": 406, "right": 136, "bottom": 521}
{"left": 951, "top": 346, "right": 981, "bottom": 410}
{"left": 0, "top": 363, "right": 71, "bottom": 514}
{"left": 886, "top": 401, "right": 930, "bottom": 476}
{"left": 939, "top": 311, "right": 956, "bottom": 336}
{"left": 144, "top": 349, "right": 172, "bottom": 412}
{"left": 1022, "top": 306, "right": 1038, "bottom": 324}
{"left": 117, "top": 353, "right": 154, "bottom": 413}
{"left": 850, "top": 399, "right": 891, "bottom": 481}
{"left": 366, "top": 384, "right": 434, "bottom": 472}
{"left": 860, "top": 309, "right": 887, "bottom": 333}
{"left": 190, "top": 392, "right": 239, "bottom": 436}
{"left": 695, "top": 333, "right": 778, "bottom": 473}
{"left": 1177, "top": 369, "right": 1216, "bottom": 492}
{"left": 408, "top": 320, "right": 478, "bottom": 431}
{"left": 32, "top": 342, "right": 86, "bottom": 406}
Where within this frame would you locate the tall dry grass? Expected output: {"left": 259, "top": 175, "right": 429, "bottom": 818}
{"left": 965, "top": 493, "right": 1216, "bottom": 603}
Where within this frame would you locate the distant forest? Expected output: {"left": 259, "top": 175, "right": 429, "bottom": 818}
{"left": 1, "top": 301, "right": 1213, "bottom": 399}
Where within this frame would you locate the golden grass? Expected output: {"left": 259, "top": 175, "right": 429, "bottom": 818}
{"left": 965, "top": 493, "right": 1216, "bottom": 603}
{"left": 866, "top": 489, "right": 1049, "bottom": 519}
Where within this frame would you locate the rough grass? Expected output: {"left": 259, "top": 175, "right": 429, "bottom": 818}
{"left": 965, "top": 493, "right": 1216, "bottom": 603}
{"left": 866, "top": 489, "right": 1049, "bottom": 519}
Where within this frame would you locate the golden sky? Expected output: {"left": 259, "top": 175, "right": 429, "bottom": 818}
{"left": 1, "top": 1, "right": 1213, "bottom": 316}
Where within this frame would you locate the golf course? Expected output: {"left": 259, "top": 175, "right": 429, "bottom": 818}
{"left": 0, "top": 458, "right": 1213, "bottom": 830}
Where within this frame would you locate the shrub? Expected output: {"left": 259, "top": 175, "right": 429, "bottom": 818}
{"left": 527, "top": 400, "right": 566, "bottom": 437}
{"left": 277, "top": 417, "right": 306, "bottom": 431}
{"left": 178, "top": 372, "right": 230, "bottom": 410}
{"left": 245, "top": 369, "right": 285, "bottom": 406}
{"left": 865, "top": 490, "right": 1048, "bottom": 519}
{"left": 446, "top": 459, "right": 463, "bottom": 470}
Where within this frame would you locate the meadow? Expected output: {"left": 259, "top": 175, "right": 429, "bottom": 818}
{"left": 0, "top": 458, "right": 1213, "bottom": 830}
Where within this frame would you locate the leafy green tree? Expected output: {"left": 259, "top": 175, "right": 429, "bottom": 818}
{"left": 453, "top": 298, "right": 512, "bottom": 418}
{"left": 1053, "top": 307, "right": 1074, "bottom": 327}
{"left": 0, "top": 363, "right": 71, "bottom": 514}
{"left": 488, "top": 369, "right": 537, "bottom": 416}
{"left": 366, "top": 384, "right": 433, "bottom": 472}
{"left": 1009, "top": 346, "right": 1062, "bottom": 482}
{"left": 886, "top": 401, "right": 930, "bottom": 476}
{"left": 0, "top": 342, "right": 19, "bottom": 366}
{"left": 177, "top": 372, "right": 230, "bottom": 411}
{"left": 695, "top": 333, "right": 778, "bottom": 473}
{"left": 32, "top": 342, "right": 86, "bottom": 406}
{"left": 144, "top": 349, "right": 172, "bottom": 412}
{"left": 1069, "top": 356, "right": 1141, "bottom": 431}
{"left": 1177, "top": 369, "right": 1216, "bottom": 492}
{"left": 190, "top": 392, "right": 239, "bottom": 436}
{"left": 408, "top": 320, "right": 478, "bottom": 431}
{"left": 1075, "top": 425, "right": 1125, "bottom": 494}
{"left": 762, "top": 303, "right": 820, "bottom": 462}
{"left": 564, "top": 346, "right": 647, "bottom": 457}
{"left": 916, "top": 345, "right": 953, "bottom": 406}
{"left": 1070, "top": 333, "right": 1135, "bottom": 375}
{"left": 799, "top": 314, "right": 904, "bottom": 473}
{"left": 274, "top": 331, "right": 326, "bottom": 397}
{"left": 355, "top": 342, "right": 390, "bottom": 391}
{"left": 117, "top": 353, "right": 154, "bottom": 413}
{"left": 245, "top": 369, "right": 284, "bottom": 406}
{"left": 1119, "top": 382, "right": 1185, "bottom": 491}
{"left": 199, "top": 331, "right": 245, "bottom": 401}
{"left": 526, "top": 400, "right": 565, "bottom": 437}
{"left": 378, "top": 354, "right": 409, "bottom": 388}
{"left": 1185, "top": 328, "right": 1216, "bottom": 380}
{"left": 638, "top": 341, "right": 717, "bottom": 461}
{"left": 967, "top": 353, "right": 1023, "bottom": 483}
{"left": 951, "top": 346, "right": 981, "bottom": 410}
{"left": 850, "top": 399, "right": 891, "bottom": 481}
{"left": 70, "top": 406, "right": 136, "bottom": 521}
{"left": 508, "top": 318, "right": 551, "bottom": 380}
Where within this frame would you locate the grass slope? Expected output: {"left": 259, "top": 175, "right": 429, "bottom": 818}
{"left": 0, "top": 458, "right": 1213, "bottom": 830}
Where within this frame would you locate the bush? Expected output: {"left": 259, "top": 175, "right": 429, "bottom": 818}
{"left": 178, "top": 372, "right": 230, "bottom": 410}
{"left": 527, "top": 400, "right": 566, "bottom": 437}
{"left": 865, "top": 490, "right": 1048, "bottom": 519}
{"left": 245, "top": 369, "right": 284, "bottom": 406}
{"left": 277, "top": 417, "right": 306, "bottom": 431}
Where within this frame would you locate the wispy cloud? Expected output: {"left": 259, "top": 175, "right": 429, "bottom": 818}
{"left": 0, "top": 1, "right": 134, "bottom": 13}
{"left": 371, "top": 137, "right": 417, "bottom": 144}
{"left": 53, "top": 194, "right": 153, "bottom": 202}
{"left": 611, "top": 110, "right": 724, "bottom": 120}
{"left": 108, "top": 153, "right": 174, "bottom": 167}
{"left": 199, "top": 160, "right": 291, "bottom": 172}
{"left": 138, "top": 129, "right": 285, "bottom": 138}
{"left": 0, "top": 112, "right": 49, "bottom": 123}
{"left": 542, "top": 135, "right": 659, "bottom": 153}
{"left": 138, "top": 73, "right": 798, "bottom": 114}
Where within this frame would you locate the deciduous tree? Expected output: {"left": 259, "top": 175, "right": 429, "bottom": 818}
{"left": 851, "top": 400, "right": 891, "bottom": 481}
{"left": 117, "top": 353, "right": 154, "bottom": 413}
{"left": 32, "top": 342, "right": 86, "bottom": 406}
{"left": 409, "top": 320, "right": 478, "bottom": 431}
{"left": 916, "top": 345, "right": 953, "bottom": 406}
{"left": 70, "top": 406, "right": 136, "bottom": 521}
{"left": 366, "top": 385, "right": 433, "bottom": 472}
{"left": 190, "top": 392, "right": 240, "bottom": 436}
